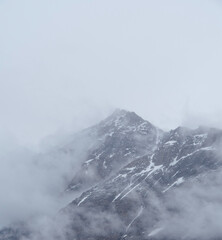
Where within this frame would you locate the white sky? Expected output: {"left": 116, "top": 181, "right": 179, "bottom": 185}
{"left": 1, "top": 0, "right": 222, "bottom": 147}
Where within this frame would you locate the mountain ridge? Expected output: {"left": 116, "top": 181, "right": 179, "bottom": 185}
{"left": 1, "top": 109, "right": 222, "bottom": 240}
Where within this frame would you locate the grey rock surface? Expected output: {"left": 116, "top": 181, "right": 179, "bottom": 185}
{"left": 1, "top": 110, "right": 222, "bottom": 240}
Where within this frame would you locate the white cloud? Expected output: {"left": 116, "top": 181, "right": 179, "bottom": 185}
{"left": 1, "top": 0, "right": 222, "bottom": 145}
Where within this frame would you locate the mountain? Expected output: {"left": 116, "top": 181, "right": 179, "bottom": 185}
{"left": 1, "top": 110, "right": 222, "bottom": 240}
{"left": 66, "top": 109, "right": 162, "bottom": 193}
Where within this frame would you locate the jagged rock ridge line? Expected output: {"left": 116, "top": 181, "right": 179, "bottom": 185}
{"left": 1, "top": 110, "right": 222, "bottom": 240}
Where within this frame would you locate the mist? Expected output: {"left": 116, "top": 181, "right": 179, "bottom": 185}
{"left": 1, "top": 0, "right": 222, "bottom": 239}
{"left": 1, "top": 0, "right": 222, "bottom": 147}
{"left": 152, "top": 169, "right": 222, "bottom": 239}
{"left": 0, "top": 126, "right": 98, "bottom": 229}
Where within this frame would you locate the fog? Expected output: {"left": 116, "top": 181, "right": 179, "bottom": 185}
{"left": 152, "top": 169, "right": 222, "bottom": 239}
{"left": 0, "top": 137, "right": 76, "bottom": 228}
{"left": 0, "top": 120, "right": 109, "bottom": 230}
{"left": 1, "top": 0, "right": 222, "bottom": 239}
{"left": 1, "top": 0, "right": 222, "bottom": 147}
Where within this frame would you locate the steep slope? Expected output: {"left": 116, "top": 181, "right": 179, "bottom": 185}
{"left": 60, "top": 125, "right": 222, "bottom": 240}
{"left": 0, "top": 110, "right": 162, "bottom": 240}
{"left": 66, "top": 109, "right": 162, "bottom": 193}
{"left": 1, "top": 111, "right": 222, "bottom": 240}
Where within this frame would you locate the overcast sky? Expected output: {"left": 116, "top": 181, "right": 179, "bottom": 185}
{"left": 1, "top": 0, "right": 222, "bottom": 147}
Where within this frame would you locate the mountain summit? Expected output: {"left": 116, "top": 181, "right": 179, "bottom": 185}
{"left": 66, "top": 109, "right": 162, "bottom": 192}
{"left": 1, "top": 110, "right": 222, "bottom": 240}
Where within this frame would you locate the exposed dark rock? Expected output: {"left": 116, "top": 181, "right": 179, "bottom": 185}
{"left": 1, "top": 110, "right": 222, "bottom": 240}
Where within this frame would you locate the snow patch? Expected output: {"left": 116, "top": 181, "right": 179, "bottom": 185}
{"left": 84, "top": 158, "right": 94, "bottom": 165}
{"left": 162, "top": 177, "right": 184, "bottom": 193}
{"left": 148, "top": 227, "right": 163, "bottom": 237}
{"left": 169, "top": 146, "right": 215, "bottom": 167}
{"left": 112, "top": 162, "right": 163, "bottom": 202}
{"left": 126, "top": 206, "right": 143, "bottom": 231}
{"left": 77, "top": 193, "right": 91, "bottom": 206}
{"left": 193, "top": 133, "right": 208, "bottom": 145}
{"left": 164, "top": 140, "right": 177, "bottom": 146}
{"left": 103, "top": 161, "right": 107, "bottom": 169}
{"left": 125, "top": 167, "right": 136, "bottom": 172}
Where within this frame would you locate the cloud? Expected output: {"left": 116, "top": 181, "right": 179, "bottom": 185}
{"left": 149, "top": 169, "right": 222, "bottom": 239}
{"left": 0, "top": 126, "right": 99, "bottom": 229}
{"left": 1, "top": 0, "right": 222, "bottom": 145}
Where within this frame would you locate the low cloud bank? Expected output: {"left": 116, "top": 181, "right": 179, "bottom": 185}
{"left": 0, "top": 128, "right": 95, "bottom": 230}
{"left": 149, "top": 169, "right": 222, "bottom": 239}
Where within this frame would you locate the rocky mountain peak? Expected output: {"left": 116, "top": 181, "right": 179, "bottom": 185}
{"left": 66, "top": 110, "right": 161, "bottom": 193}
{"left": 3, "top": 111, "right": 222, "bottom": 240}
{"left": 96, "top": 109, "right": 158, "bottom": 138}
{"left": 104, "top": 109, "right": 144, "bottom": 125}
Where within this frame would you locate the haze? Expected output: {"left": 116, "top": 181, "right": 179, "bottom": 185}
{"left": 1, "top": 0, "right": 222, "bottom": 147}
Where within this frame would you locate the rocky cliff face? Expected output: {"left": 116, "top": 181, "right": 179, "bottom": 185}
{"left": 1, "top": 110, "right": 222, "bottom": 240}
{"left": 66, "top": 109, "right": 162, "bottom": 193}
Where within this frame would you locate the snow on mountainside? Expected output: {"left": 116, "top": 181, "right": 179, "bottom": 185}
{"left": 60, "top": 124, "right": 222, "bottom": 240}
{"left": 1, "top": 110, "right": 222, "bottom": 240}
{"left": 66, "top": 109, "right": 162, "bottom": 193}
